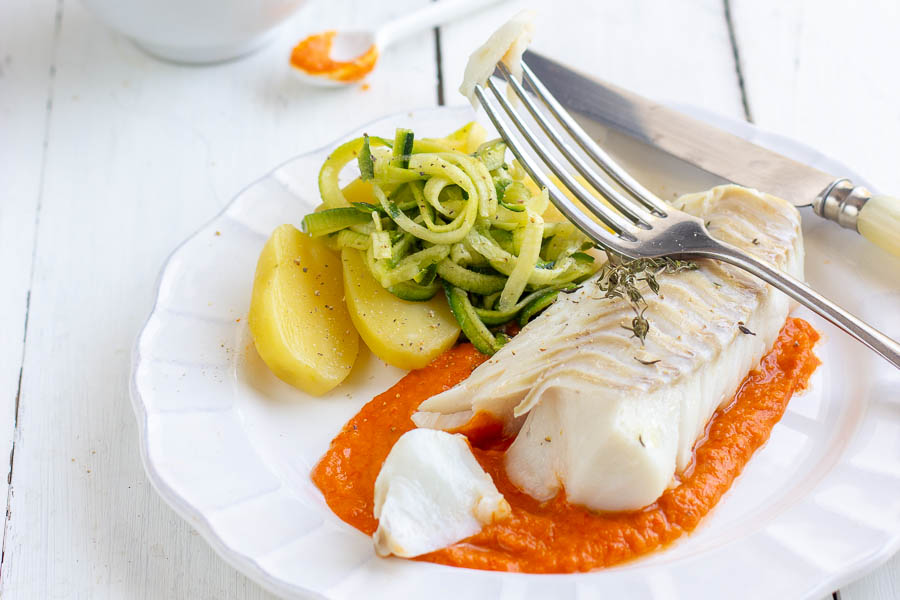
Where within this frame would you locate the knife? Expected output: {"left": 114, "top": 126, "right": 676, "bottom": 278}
{"left": 522, "top": 50, "right": 900, "bottom": 257}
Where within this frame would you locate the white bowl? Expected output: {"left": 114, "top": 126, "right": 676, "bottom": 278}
{"left": 82, "top": 0, "right": 309, "bottom": 64}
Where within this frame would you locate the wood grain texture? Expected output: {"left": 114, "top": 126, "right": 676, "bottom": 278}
{"left": 0, "top": 0, "right": 435, "bottom": 597}
{"left": 843, "top": 568, "right": 900, "bottom": 600}
{"left": 732, "top": 3, "right": 900, "bottom": 596}
{"left": 438, "top": 0, "right": 746, "bottom": 120}
{"left": 731, "top": 0, "right": 900, "bottom": 193}
{"left": 0, "top": 0, "right": 59, "bottom": 537}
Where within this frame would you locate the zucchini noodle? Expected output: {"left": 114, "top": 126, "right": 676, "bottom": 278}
{"left": 302, "top": 123, "right": 601, "bottom": 354}
{"left": 497, "top": 209, "right": 543, "bottom": 311}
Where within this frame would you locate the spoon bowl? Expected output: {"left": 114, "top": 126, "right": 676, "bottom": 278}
{"left": 329, "top": 30, "right": 377, "bottom": 62}
{"left": 289, "top": 29, "right": 379, "bottom": 87}
{"left": 290, "top": 0, "right": 505, "bottom": 87}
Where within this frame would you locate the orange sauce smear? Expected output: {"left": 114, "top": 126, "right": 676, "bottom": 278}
{"left": 290, "top": 31, "right": 378, "bottom": 82}
{"left": 312, "top": 318, "right": 820, "bottom": 573}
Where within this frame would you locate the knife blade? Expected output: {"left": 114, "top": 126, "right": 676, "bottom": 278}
{"left": 522, "top": 50, "right": 834, "bottom": 206}
{"left": 521, "top": 50, "right": 900, "bottom": 256}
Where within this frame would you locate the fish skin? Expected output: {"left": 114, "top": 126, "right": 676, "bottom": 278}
{"left": 413, "top": 185, "right": 804, "bottom": 511}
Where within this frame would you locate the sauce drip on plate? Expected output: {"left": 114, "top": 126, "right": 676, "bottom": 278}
{"left": 312, "top": 318, "right": 820, "bottom": 572}
{"left": 290, "top": 31, "right": 378, "bottom": 82}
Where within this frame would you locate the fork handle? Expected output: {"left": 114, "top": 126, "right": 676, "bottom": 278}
{"left": 711, "top": 245, "right": 900, "bottom": 369}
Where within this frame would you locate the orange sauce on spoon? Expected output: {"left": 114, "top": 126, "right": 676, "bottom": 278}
{"left": 312, "top": 318, "right": 820, "bottom": 572}
{"left": 290, "top": 30, "right": 378, "bottom": 82}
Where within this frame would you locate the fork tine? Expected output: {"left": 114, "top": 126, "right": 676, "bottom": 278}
{"left": 473, "top": 83, "right": 635, "bottom": 249}
{"left": 521, "top": 61, "right": 670, "bottom": 217}
{"left": 482, "top": 78, "right": 639, "bottom": 240}
{"left": 497, "top": 63, "right": 655, "bottom": 229}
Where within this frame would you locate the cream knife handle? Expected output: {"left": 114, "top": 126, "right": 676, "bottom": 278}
{"left": 858, "top": 195, "right": 900, "bottom": 257}
{"left": 814, "top": 179, "right": 900, "bottom": 257}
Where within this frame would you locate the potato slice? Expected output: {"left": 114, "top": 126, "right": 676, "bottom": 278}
{"left": 342, "top": 248, "right": 460, "bottom": 370}
{"left": 341, "top": 178, "right": 378, "bottom": 205}
{"left": 249, "top": 224, "right": 358, "bottom": 395}
{"left": 423, "top": 121, "right": 487, "bottom": 153}
{"left": 527, "top": 174, "right": 612, "bottom": 227}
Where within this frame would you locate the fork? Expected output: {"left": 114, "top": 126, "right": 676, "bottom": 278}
{"left": 473, "top": 61, "right": 900, "bottom": 369}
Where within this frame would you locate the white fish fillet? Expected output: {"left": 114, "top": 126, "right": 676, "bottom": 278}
{"left": 459, "top": 10, "right": 535, "bottom": 106}
{"left": 372, "top": 428, "right": 510, "bottom": 558}
{"left": 413, "top": 185, "right": 804, "bottom": 512}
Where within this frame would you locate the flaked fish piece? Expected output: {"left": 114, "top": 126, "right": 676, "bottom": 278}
{"left": 413, "top": 185, "right": 804, "bottom": 511}
{"left": 372, "top": 429, "right": 510, "bottom": 558}
{"left": 459, "top": 10, "right": 535, "bottom": 106}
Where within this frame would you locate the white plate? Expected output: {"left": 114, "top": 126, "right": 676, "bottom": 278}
{"left": 131, "top": 105, "right": 900, "bottom": 600}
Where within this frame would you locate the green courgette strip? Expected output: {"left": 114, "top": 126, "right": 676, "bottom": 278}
{"left": 473, "top": 283, "right": 577, "bottom": 326}
{"left": 435, "top": 259, "right": 506, "bottom": 294}
{"left": 474, "top": 287, "right": 554, "bottom": 325}
{"left": 388, "top": 232, "right": 416, "bottom": 267}
{"left": 392, "top": 129, "right": 414, "bottom": 169}
{"left": 497, "top": 209, "right": 544, "bottom": 311}
{"left": 466, "top": 227, "right": 581, "bottom": 286}
{"left": 475, "top": 139, "right": 508, "bottom": 171}
{"left": 302, "top": 207, "right": 372, "bottom": 237}
{"left": 517, "top": 288, "right": 565, "bottom": 326}
{"left": 444, "top": 283, "right": 506, "bottom": 355}
{"left": 389, "top": 279, "right": 440, "bottom": 302}
{"left": 318, "top": 136, "right": 391, "bottom": 208}
{"left": 432, "top": 152, "right": 497, "bottom": 218}
{"left": 311, "top": 127, "right": 602, "bottom": 354}
{"left": 423, "top": 177, "right": 457, "bottom": 218}
{"left": 366, "top": 243, "right": 450, "bottom": 289}
{"left": 334, "top": 229, "right": 369, "bottom": 250}
{"left": 375, "top": 183, "right": 477, "bottom": 246}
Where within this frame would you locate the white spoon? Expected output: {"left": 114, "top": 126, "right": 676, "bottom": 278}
{"left": 290, "top": 0, "right": 507, "bottom": 86}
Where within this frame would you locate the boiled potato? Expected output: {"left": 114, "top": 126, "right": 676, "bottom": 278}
{"left": 249, "top": 224, "right": 358, "bottom": 395}
{"left": 341, "top": 177, "right": 377, "bottom": 205}
{"left": 341, "top": 248, "right": 460, "bottom": 370}
{"left": 529, "top": 174, "right": 612, "bottom": 227}
{"left": 426, "top": 121, "right": 487, "bottom": 153}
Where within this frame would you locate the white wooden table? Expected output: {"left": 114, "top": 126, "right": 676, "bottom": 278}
{"left": 1, "top": 0, "right": 898, "bottom": 597}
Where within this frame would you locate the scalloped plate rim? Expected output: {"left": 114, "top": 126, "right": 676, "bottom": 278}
{"left": 129, "top": 103, "right": 899, "bottom": 600}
